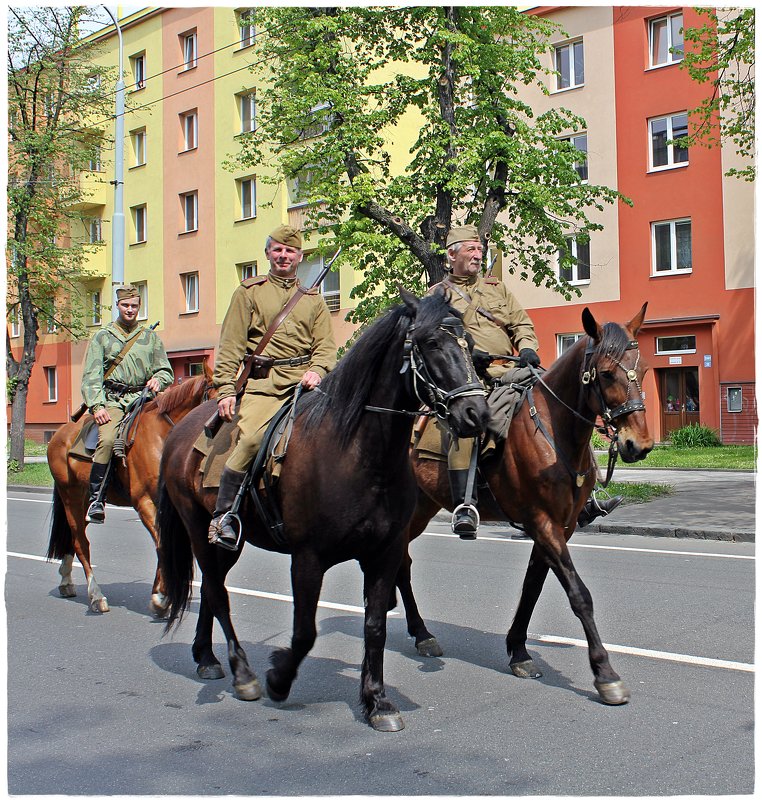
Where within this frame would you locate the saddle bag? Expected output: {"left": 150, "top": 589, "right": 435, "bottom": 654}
{"left": 250, "top": 354, "right": 275, "bottom": 379}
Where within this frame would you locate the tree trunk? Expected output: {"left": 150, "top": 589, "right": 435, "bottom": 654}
{"left": 8, "top": 383, "right": 29, "bottom": 469}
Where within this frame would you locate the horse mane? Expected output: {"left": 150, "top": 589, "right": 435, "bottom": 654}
{"left": 154, "top": 376, "right": 208, "bottom": 415}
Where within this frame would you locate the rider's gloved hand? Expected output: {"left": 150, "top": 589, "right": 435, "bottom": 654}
{"left": 518, "top": 348, "right": 541, "bottom": 368}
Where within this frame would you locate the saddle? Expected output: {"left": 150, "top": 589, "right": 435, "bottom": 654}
{"left": 68, "top": 395, "right": 151, "bottom": 463}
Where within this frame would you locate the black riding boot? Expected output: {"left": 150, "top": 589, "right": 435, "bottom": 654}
{"left": 449, "top": 469, "right": 479, "bottom": 540}
{"left": 208, "top": 467, "right": 247, "bottom": 551}
{"left": 577, "top": 495, "right": 624, "bottom": 528}
{"left": 85, "top": 462, "right": 109, "bottom": 524}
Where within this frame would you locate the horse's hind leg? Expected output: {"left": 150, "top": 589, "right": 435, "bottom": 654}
{"left": 58, "top": 554, "right": 77, "bottom": 598}
{"left": 193, "top": 594, "right": 224, "bottom": 680}
{"left": 61, "top": 500, "right": 109, "bottom": 613}
{"left": 266, "top": 550, "right": 324, "bottom": 703}
{"left": 506, "top": 544, "right": 549, "bottom": 679}
{"left": 133, "top": 496, "right": 168, "bottom": 618}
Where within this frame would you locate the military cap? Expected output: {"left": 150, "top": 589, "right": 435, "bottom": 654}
{"left": 446, "top": 224, "right": 481, "bottom": 247}
{"left": 269, "top": 224, "right": 303, "bottom": 249}
{"left": 115, "top": 284, "right": 140, "bottom": 301}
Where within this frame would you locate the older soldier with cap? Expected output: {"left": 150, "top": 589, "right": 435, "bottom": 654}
{"left": 433, "top": 224, "right": 622, "bottom": 538}
{"left": 81, "top": 284, "right": 174, "bottom": 524}
{"left": 208, "top": 224, "right": 337, "bottom": 550}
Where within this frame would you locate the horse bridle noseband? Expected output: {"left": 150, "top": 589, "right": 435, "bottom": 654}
{"left": 582, "top": 338, "right": 646, "bottom": 430}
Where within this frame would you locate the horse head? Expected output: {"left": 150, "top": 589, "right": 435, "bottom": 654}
{"left": 399, "top": 286, "right": 489, "bottom": 439}
{"left": 582, "top": 302, "right": 654, "bottom": 462}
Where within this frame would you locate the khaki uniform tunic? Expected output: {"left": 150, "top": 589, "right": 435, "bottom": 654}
{"left": 432, "top": 272, "right": 540, "bottom": 469}
{"left": 213, "top": 273, "right": 337, "bottom": 472}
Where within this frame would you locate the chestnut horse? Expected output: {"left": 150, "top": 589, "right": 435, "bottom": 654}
{"left": 46, "top": 368, "right": 214, "bottom": 615}
{"left": 157, "top": 289, "right": 489, "bottom": 731}
{"left": 397, "top": 304, "right": 653, "bottom": 705}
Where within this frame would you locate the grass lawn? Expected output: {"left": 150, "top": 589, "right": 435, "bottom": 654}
{"left": 597, "top": 444, "right": 755, "bottom": 471}
{"left": 7, "top": 462, "right": 54, "bottom": 487}
{"left": 606, "top": 480, "right": 673, "bottom": 504}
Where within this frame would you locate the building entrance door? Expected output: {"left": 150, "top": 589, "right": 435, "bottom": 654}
{"left": 659, "top": 367, "right": 700, "bottom": 439}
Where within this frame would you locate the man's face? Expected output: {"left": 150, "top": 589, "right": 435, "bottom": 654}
{"left": 116, "top": 297, "right": 141, "bottom": 325}
{"left": 266, "top": 240, "right": 303, "bottom": 279}
{"left": 449, "top": 240, "right": 484, "bottom": 277}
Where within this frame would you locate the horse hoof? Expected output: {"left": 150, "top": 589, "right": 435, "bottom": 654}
{"left": 90, "top": 598, "right": 109, "bottom": 613}
{"left": 150, "top": 594, "right": 169, "bottom": 618}
{"left": 510, "top": 659, "right": 542, "bottom": 679}
{"left": 265, "top": 672, "right": 290, "bottom": 702}
{"left": 416, "top": 637, "right": 443, "bottom": 658}
{"left": 197, "top": 664, "right": 225, "bottom": 680}
{"left": 234, "top": 678, "right": 262, "bottom": 702}
{"left": 58, "top": 585, "right": 77, "bottom": 598}
{"left": 369, "top": 712, "right": 405, "bottom": 732}
{"left": 594, "top": 679, "right": 630, "bottom": 705}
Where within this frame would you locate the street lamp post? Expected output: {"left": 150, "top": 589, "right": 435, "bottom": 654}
{"left": 102, "top": 6, "right": 125, "bottom": 319}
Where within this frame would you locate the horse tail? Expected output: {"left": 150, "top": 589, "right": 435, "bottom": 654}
{"left": 157, "top": 474, "right": 194, "bottom": 632}
{"left": 46, "top": 486, "right": 74, "bottom": 561}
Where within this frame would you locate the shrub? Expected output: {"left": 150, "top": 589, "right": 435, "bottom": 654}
{"left": 668, "top": 423, "right": 722, "bottom": 448}
{"left": 590, "top": 429, "right": 608, "bottom": 450}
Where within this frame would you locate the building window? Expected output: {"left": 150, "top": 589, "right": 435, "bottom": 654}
{"left": 649, "top": 12, "right": 684, "bottom": 68}
{"left": 297, "top": 252, "right": 340, "bottom": 312}
{"left": 727, "top": 387, "right": 743, "bottom": 413}
{"left": 88, "top": 145, "right": 102, "bottom": 172}
{"left": 299, "top": 102, "right": 334, "bottom": 140}
{"left": 557, "top": 332, "right": 584, "bottom": 356}
{"left": 238, "top": 9, "right": 256, "bottom": 48}
{"left": 131, "top": 128, "right": 146, "bottom": 166}
{"left": 132, "top": 205, "right": 147, "bottom": 243}
{"left": 134, "top": 281, "right": 148, "bottom": 320}
{"left": 87, "top": 217, "right": 102, "bottom": 244}
{"left": 181, "top": 31, "right": 197, "bottom": 70}
{"left": 189, "top": 362, "right": 205, "bottom": 376}
{"left": 89, "top": 290, "right": 102, "bottom": 326}
{"left": 45, "top": 298, "right": 58, "bottom": 333}
{"left": 182, "top": 272, "right": 199, "bottom": 313}
{"left": 561, "top": 133, "right": 588, "bottom": 182}
{"left": 44, "top": 367, "right": 57, "bottom": 402}
{"left": 10, "top": 307, "right": 21, "bottom": 338}
{"left": 655, "top": 335, "right": 696, "bottom": 355}
{"left": 131, "top": 53, "right": 146, "bottom": 90}
{"left": 554, "top": 39, "right": 584, "bottom": 91}
{"left": 237, "top": 177, "right": 256, "bottom": 220}
{"left": 559, "top": 237, "right": 590, "bottom": 284}
{"left": 239, "top": 91, "right": 256, "bottom": 134}
{"left": 649, "top": 113, "right": 688, "bottom": 170}
{"left": 652, "top": 219, "right": 692, "bottom": 274}
{"left": 180, "top": 110, "right": 198, "bottom": 151}
{"left": 181, "top": 192, "right": 198, "bottom": 232}
{"left": 238, "top": 261, "right": 257, "bottom": 281}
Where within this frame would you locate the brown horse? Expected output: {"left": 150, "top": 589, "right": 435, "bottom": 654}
{"left": 158, "top": 289, "right": 489, "bottom": 731}
{"left": 397, "top": 304, "right": 653, "bottom": 705}
{"left": 46, "top": 368, "right": 215, "bottom": 615}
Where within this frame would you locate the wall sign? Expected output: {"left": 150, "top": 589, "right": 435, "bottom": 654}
{"left": 669, "top": 356, "right": 682, "bottom": 365}
{"left": 704, "top": 355, "right": 712, "bottom": 368}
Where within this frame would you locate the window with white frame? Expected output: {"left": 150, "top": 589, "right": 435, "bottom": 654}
{"left": 561, "top": 133, "right": 588, "bottom": 182}
{"left": 85, "top": 217, "right": 102, "bottom": 244}
{"left": 727, "top": 387, "right": 743, "bottom": 413}
{"left": 131, "top": 53, "right": 146, "bottom": 90}
{"left": 238, "top": 261, "right": 257, "bottom": 281}
{"left": 45, "top": 299, "right": 58, "bottom": 334}
{"left": 180, "top": 110, "right": 198, "bottom": 151}
{"left": 132, "top": 205, "right": 147, "bottom": 243}
{"left": 557, "top": 332, "right": 584, "bottom": 356}
{"left": 649, "top": 12, "right": 684, "bottom": 67}
{"left": 300, "top": 102, "right": 334, "bottom": 139}
{"left": 238, "top": 177, "right": 256, "bottom": 220}
{"left": 131, "top": 128, "right": 146, "bottom": 166}
{"left": 88, "top": 144, "right": 102, "bottom": 171}
{"left": 649, "top": 113, "right": 688, "bottom": 169}
{"left": 238, "top": 9, "right": 256, "bottom": 48}
{"left": 652, "top": 218, "right": 692, "bottom": 274}
{"left": 238, "top": 91, "right": 256, "bottom": 134}
{"left": 134, "top": 281, "right": 148, "bottom": 320}
{"left": 89, "top": 290, "right": 102, "bottom": 326}
{"left": 297, "top": 252, "right": 340, "bottom": 312}
{"left": 181, "top": 31, "right": 197, "bottom": 70}
{"left": 559, "top": 237, "right": 590, "bottom": 284}
{"left": 44, "top": 366, "right": 57, "bottom": 402}
{"left": 554, "top": 39, "right": 584, "bottom": 91}
{"left": 10, "top": 307, "right": 21, "bottom": 338}
{"left": 181, "top": 192, "right": 198, "bottom": 232}
{"left": 655, "top": 335, "right": 696, "bottom": 355}
{"left": 182, "top": 272, "right": 199, "bottom": 312}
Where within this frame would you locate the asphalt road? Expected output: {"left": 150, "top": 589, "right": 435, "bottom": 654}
{"left": 6, "top": 489, "right": 755, "bottom": 796}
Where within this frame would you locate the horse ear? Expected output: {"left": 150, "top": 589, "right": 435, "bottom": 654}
{"left": 398, "top": 285, "right": 420, "bottom": 311}
{"left": 628, "top": 302, "right": 648, "bottom": 336}
{"left": 582, "top": 307, "right": 602, "bottom": 341}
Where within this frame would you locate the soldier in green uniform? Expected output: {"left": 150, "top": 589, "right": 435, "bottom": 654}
{"left": 81, "top": 284, "right": 174, "bottom": 523}
{"left": 433, "top": 225, "right": 622, "bottom": 538}
{"left": 208, "top": 224, "right": 337, "bottom": 550}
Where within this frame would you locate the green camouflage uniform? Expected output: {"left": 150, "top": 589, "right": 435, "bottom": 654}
{"left": 81, "top": 321, "right": 174, "bottom": 464}
{"left": 213, "top": 272, "right": 337, "bottom": 473}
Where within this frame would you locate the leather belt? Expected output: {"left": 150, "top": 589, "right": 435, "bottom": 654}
{"left": 271, "top": 355, "right": 310, "bottom": 367}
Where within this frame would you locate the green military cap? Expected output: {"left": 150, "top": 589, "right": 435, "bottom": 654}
{"left": 115, "top": 284, "right": 140, "bottom": 301}
{"left": 269, "top": 224, "right": 303, "bottom": 249}
{"left": 446, "top": 224, "right": 481, "bottom": 247}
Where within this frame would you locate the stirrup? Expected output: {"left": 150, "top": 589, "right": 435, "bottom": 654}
{"left": 451, "top": 503, "right": 480, "bottom": 540}
{"left": 208, "top": 512, "right": 243, "bottom": 552}
{"left": 85, "top": 500, "right": 105, "bottom": 524}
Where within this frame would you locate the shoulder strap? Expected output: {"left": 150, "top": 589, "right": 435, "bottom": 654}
{"left": 253, "top": 284, "right": 309, "bottom": 357}
{"left": 444, "top": 278, "right": 499, "bottom": 325}
{"left": 103, "top": 325, "right": 146, "bottom": 380}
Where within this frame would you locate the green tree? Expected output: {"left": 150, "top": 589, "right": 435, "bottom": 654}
{"left": 7, "top": 6, "right": 113, "bottom": 467}
{"left": 679, "top": 7, "right": 755, "bottom": 181}
{"left": 233, "top": 6, "right": 626, "bottom": 324}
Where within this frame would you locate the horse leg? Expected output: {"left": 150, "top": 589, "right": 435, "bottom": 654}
{"left": 506, "top": 544, "right": 549, "bottom": 679}
{"left": 60, "top": 500, "right": 109, "bottom": 613}
{"left": 266, "top": 550, "right": 324, "bottom": 704}
{"left": 133, "top": 495, "right": 168, "bottom": 618}
{"left": 192, "top": 592, "right": 224, "bottom": 680}
{"left": 57, "top": 554, "right": 77, "bottom": 598}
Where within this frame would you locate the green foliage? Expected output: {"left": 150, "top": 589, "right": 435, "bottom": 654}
{"left": 668, "top": 423, "right": 722, "bottom": 449}
{"left": 590, "top": 429, "right": 608, "bottom": 450}
{"left": 604, "top": 481, "right": 674, "bottom": 504}
{"left": 233, "top": 7, "right": 627, "bottom": 325}
{"left": 6, "top": 462, "right": 54, "bottom": 486}
{"left": 597, "top": 445, "right": 755, "bottom": 470}
{"left": 678, "top": 8, "right": 755, "bottom": 181}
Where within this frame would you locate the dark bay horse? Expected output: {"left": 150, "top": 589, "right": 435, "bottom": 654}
{"left": 398, "top": 304, "right": 653, "bottom": 705}
{"left": 157, "top": 289, "right": 489, "bottom": 731}
{"left": 46, "top": 369, "right": 214, "bottom": 615}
